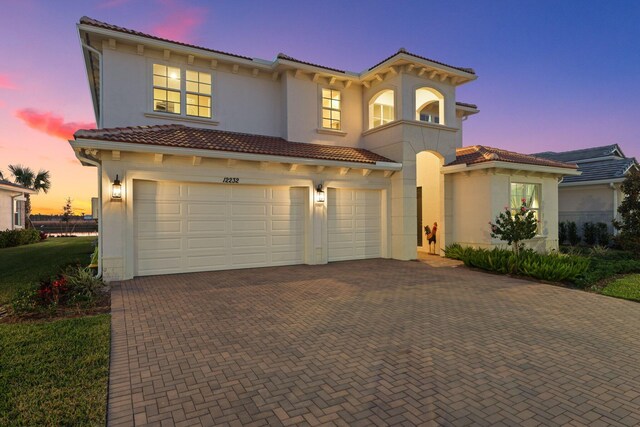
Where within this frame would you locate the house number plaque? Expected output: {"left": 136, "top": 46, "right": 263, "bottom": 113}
{"left": 222, "top": 177, "right": 239, "bottom": 183}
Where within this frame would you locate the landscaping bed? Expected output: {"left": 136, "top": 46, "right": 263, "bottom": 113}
{"left": 0, "top": 237, "right": 110, "bottom": 426}
{"left": 445, "top": 244, "right": 640, "bottom": 302}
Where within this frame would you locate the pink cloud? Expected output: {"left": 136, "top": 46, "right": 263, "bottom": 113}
{"left": 15, "top": 109, "right": 95, "bottom": 140}
{"left": 0, "top": 74, "right": 17, "bottom": 90}
{"left": 148, "top": 5, "right": 206, "bottom": 43}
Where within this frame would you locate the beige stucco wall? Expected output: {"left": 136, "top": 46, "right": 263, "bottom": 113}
{"left": 445, "top": 170, "right": 560, "bottom": 252}
{"left": 558, "top": 184, "right": 619, "bottom": 233}
{"left": 0, "top": 190, "right": 13, "bottom": 230}
{"left": 98, "top": 152, "right": 393, "bottom": 281}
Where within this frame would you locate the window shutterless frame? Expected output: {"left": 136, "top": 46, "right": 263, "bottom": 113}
{"left": 150, "top": 62, "right": 214, "bottom": 120}
{"left": 320, "top": 88, "right": 342, "bottom": 130}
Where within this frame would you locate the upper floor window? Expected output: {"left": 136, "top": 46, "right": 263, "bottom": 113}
{"left": 415, "top": 87, "right": 444, "bottom": 125}
{"left": 153, "top": 64, "right": 181, "bottom": 114}
{"left": 186, "top": 70, "right": 212, "bottom": 118}
{"left": 369, "top": 90, "right": 394, "bottom": 129}
{"left": 321, "top": 88, "right": 341, "bottom": 130}
{"left": 511, "top": 183, "right": 541, "bottom": 233}
{"left": 152, "top": 64, "right": 212, "bottom": 118}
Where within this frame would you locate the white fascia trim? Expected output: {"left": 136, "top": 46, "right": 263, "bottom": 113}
{"left": 276, "top": 60, "right": 359, "bottom": 80}
{"left": 560, "top": 178, "right": 626, "bottom": 187}
{"left": 361, "top": 119, "right": 458, "bottom": 137}
{"left": 0, "top": 184, "right": 36, "bottom": 194}
{"left": 455, "top": 105, "right": 479, "bottom": 114}
{"left": 70, "top": 139, "right": 403, "bottom": 171}
{"left": 78, "top": 25, "right": 271, "bottom": 71}
{"left": 361, "top": 53, "right": 477, "bottom": 81}
{"left": 441, "top": 161, "right": 581, "bottom": 176}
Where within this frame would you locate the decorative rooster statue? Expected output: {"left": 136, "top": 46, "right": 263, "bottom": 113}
{"left": 424, "top": 222, "right": 438, "bottom": 254}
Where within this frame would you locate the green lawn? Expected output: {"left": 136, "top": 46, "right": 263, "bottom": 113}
{"left": 602, "top": 274, "right": 640, "bottom": 302}
{"left": 0, "top": 315, "right": 110, "bottom": 426}
{"left": 0, "top": 237, "right": 95, "bottom": 304}
{"left": 0, "top": 237, "right": 109, "bottom": 426}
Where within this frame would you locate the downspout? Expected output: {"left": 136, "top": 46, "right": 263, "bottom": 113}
{"left": 75, "top": 150, "right": 103, "bottom": 278}
{"left": 610, "top": 182, "right": 618, "bottom": 235}
{"left": 80, "top": 40, "right": 103, "bottom": 128}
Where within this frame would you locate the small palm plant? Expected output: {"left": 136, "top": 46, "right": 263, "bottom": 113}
{"left": 489, "top": 198, "right": 538, "bottom": 256}
{"left": 7, "top": 164, "right": 51, "bottom": 223}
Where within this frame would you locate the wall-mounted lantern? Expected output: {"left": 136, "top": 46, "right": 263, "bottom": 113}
{"left": 111, "top": 174, "right": 122, "bottom": 201}
{"left": 315, "top": 184, "right": 325, "bottom": 203}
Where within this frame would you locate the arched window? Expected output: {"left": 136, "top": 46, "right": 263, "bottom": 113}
{"left": 415, "top": 87, "right": 444, "bottom": 125}
{"left": 369, "top": 90, "right": 394, "bottom": 129}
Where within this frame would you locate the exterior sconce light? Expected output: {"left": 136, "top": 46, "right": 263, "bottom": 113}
{"left": 315, "top": 184, "right": 325, "bottom": 203}
{"left": 112, "top": 175, "right": 122, "bottom": 200}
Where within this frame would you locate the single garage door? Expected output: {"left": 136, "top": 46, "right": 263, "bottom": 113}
{"left": 328, "top": 188, "right": 382, "bottom": 261}
{"left": 134, "top": 180, "right": 306, "bottom": 276}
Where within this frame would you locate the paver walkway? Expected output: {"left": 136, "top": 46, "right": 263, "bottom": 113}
{"left": 109, "top": 259, "right": 640, "bottom": 426}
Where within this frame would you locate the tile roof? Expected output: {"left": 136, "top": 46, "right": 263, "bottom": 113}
{"left": 79, "top": 17, "right": 253, "bottom": 61}
{"left": 455, "top": 102, "right": 478, "bottom": 109}
{"left": 0, "top": 179, "right": 32, "bottom": 191}
{"left": 276, "top": 53, "right": 346, "bottom": 74}
{"left": 558, "top": 157, "right": 638, "bottom": 184}
{"left": 79, "top": 18, "right": 475, "bottom": 77}
{"left": 74, "top": 125, "right": 395, "bottom": 165}
{"left": 533, "top": 144, "right": 624, "bottom": 163}
{"left": 368, "top": 48, "right": 476, "bottom": 74}
{"left": 447, "top": 145, "right": 578, "bottom": 169}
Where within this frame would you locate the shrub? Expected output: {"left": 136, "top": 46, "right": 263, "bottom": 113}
{"left": 567, "top": 221, "right": 580, "bottom": 246}
{"left": 444, "top": 245, "right": 590, "bottom": 283}
{"left": 0, "top": 228, "right": 40, "bottom": 248}
{"left": 39, "top": 230, "right": 48, "bottom": 241}
{"left": 595, "top": 222, "right": 610, "bottom": 246}
{"left": 489, "top": 199, "right": 538, "bottom": 255}
{"left": 583, "top": 222, "right": 596, "bottom": 245}
{"left": 443, "top": 243, "right": 472, "bottom": 260}
{"left": 10, "top": 288, "right": 38, "bottom": 315}
{"left": 63, "top": 266, "right": 105, "bottom": 306}
{"left": 559, "top": 222, "right": 568, "bottom": 245}
{"left": 613, "top": 169, "right": 640, "bottom": 256}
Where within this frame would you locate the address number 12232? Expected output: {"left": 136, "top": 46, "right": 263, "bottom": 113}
{"left": 222, "top": 177, "right": 239, "bottom": 183}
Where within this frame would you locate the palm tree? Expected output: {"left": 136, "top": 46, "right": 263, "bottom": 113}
{"left": 7, "top": 164, "right": 51, "bottom": 223}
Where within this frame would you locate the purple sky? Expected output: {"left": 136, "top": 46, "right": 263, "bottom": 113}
{"left": 1, "top": 0, "right": 638, "bottom": 213}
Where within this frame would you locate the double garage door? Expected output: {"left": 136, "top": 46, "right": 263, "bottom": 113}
{"left": 134, "top": 180, "right": 382, "bottom": 276}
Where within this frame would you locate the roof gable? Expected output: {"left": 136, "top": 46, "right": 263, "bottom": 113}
{"left": 447, "top": 145, "right": 578, "bottom": 169}
{"left": 533, "top": 144, "right": 625, "bottom": 163}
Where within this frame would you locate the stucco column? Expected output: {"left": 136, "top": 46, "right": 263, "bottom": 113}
{"left": 390, "top": 160, "right": 418, "bottom": 260}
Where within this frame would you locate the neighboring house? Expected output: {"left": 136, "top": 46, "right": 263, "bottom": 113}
{"left": 70, "top": 17, "right": 579, "bottom": 281}
{"left": 534, "top": 144, "right": 639, "bottom": 234}
{"left": 0, "top": 179, "right": 35, "bottom": 231}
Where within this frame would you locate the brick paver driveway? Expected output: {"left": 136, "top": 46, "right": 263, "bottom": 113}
{"left": 109, "top": 259, "right": 640, "bottom": 426}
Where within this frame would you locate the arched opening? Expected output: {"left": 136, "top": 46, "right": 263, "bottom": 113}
{"left": 369, "top": 89, "right": 395, "bottom": 129}
{"left": 416, "top": 150, "right": 444, "bottom": 256}
{"left": 415, "top": 87, "right": 445, "bottom": 125}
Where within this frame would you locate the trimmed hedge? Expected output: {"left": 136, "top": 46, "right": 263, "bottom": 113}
{"left": 444, "top": 244, "right": 590, "bottom": 283}
{"left": 0, "top": 229, "right": 40, "bottom": 249}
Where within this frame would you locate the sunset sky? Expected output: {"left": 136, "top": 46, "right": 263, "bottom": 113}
{"left": 1, "top": 0, "right": 639, "bottom": 214}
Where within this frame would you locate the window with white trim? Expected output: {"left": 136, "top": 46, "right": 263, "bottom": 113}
{"left": 153, "top": 64, "right": 181, "bottom": 114}
{"left": 13, "top": 199, "right": 24, "bottom": 227}
{"left": 152, "top": 64, "right": 212, "bottom": 118}
{"left": 186, "top": 70, "right": 212, "bottom": 118}
{"left": 510, "top": 183, "right": 541, "bottom": 233}
{"left": 321, "top": 88, "right": 341, "bottom": 130}
{"left": 369, "top": 90, "right": 395, "bottom": 129}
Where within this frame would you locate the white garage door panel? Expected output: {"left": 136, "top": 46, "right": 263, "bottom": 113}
{"left": 328, "top": 188, "right": 382, "bottom": 262}
{"left": 134, "top": 180, "right": 306, "bottom": 276}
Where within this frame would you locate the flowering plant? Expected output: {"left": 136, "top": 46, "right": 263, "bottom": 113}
{"left": 36, "top": 276, "right": 68, "bottom": 306}
{"left": 489, "top": 198, "right": 538, "bottom": 255}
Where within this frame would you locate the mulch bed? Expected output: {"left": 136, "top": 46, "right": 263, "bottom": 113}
{"left": 0, "top": 293, "right": 110, "bottom": 324}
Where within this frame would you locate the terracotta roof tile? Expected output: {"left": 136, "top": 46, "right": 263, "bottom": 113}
{"left": 276, "top": 53, "right": 346, "bottom": 74}
{"left": 455, "top": 101, "right": 478, "bottom": 109}
{"left": 74, "top": 125, "right": 394, "bottom": 165}
{"left": 447, "top": 145, "right": 578, "bottom": 169}
{"left": 79, "top": 16, "right": 253, "bottom": 61}
{"left": 369, "top": 48, "right": 476, "bottom": 74}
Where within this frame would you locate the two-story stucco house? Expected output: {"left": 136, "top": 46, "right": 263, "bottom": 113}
{"left": 534, "top": 144, "right": 639, "bottom": 234}
{"left": 70, "top": 17, "right": 579, "bottom": 281}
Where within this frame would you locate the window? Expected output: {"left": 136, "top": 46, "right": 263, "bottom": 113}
{"left": 419, "top": 113, "right": 440, "bottom": 124}
{"left": 415, "top": 87, "right": 444, "bottom": 125}
{"left": 321, "top": 88, "right": 341, "bottom": 130}
{"left": 152, "top": 64, "right": 212, "bottom": 118}
{"left": 186, "top": 70, "right": 212, "bottom": 118}
{"left": 369, "top": 90, "right": 395, "bottom": 129}
{"left": 153, "top": 64, "right": 181, "bottom": 114}
{"left": 510, "top": 183, "right": 541, "bottom": 233}
{"left": 13, "top": 199, "right": 24, "bottom": 227}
